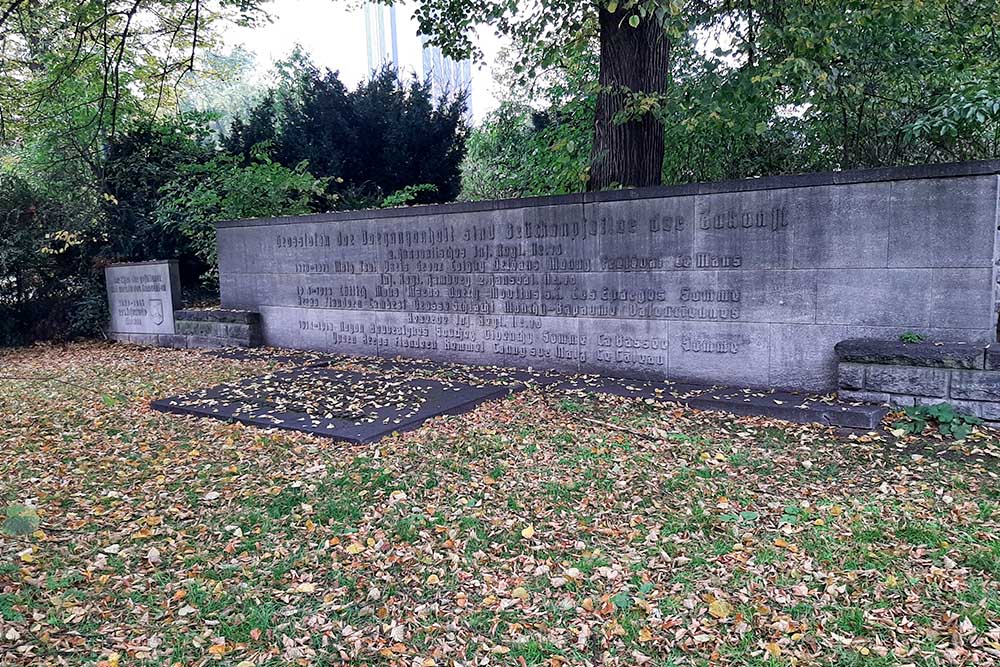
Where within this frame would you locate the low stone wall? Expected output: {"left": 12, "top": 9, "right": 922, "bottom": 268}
{"left": 836, "top": 339, "right": 1000, "bottom": 421}
{"left": 111, "top": 309, "right": 262, "bottom": 349}
{"left": 171, "top": 309, "right": 263, "bottom": 349}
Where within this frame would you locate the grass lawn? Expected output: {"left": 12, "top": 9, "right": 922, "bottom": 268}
{"left": 0, "top": 342, "right": 998, "bottom": 667}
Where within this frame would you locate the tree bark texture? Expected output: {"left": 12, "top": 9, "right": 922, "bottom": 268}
{"left": 589, "top": 5, "right": 671, "bottom": 190}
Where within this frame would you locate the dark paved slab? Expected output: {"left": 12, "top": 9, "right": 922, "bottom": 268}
{"left": 314, "top": 355, "right": 567, "bottom": 388}
{"left": 202, "top": 347, "right": 351, "bottom": 366}
{"left": 554, "top": 376, "right": 888, "bottom": 429}
{"left": 154, "top": 352, "right": 889, "bottom": 440}
{"left": 151, "top": 367, "right": 515, "bottom": 443}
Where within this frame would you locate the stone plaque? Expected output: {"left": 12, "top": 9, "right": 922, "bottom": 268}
{"left": 216, "top": 162, "right": 1000, "bottom": 390}
{"left": 105, "top": 260, "right": 181, "bottom": 335}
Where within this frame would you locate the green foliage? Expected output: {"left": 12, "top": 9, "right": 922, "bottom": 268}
{"left": 899, "top": 332, "right": 927, "bottom": 344}
{"left": 0, "top": 0, "right": 266, "bottom": 163}
{"left": 3, "top": 505, "right": 40, "bottom": 537}
{"left": 0, "top": 172, "right": 105, "bottom": 345}
{"left": 0, "top": 0, "right": 269, "bottom": 345}
{"left": 461, "top": 102, "right": 593, "bottom": 200}
{"left": 460, "top": 0, "right": 999, "bottom": 198}
{"left": 460, "top": 42, "right": 597, "bottom": 200}
{"left": 893, "top": 404, "right": 983, "bottom": 441}
{"left": 780, "top": 505, "right": 804, "bottom": 526}
{"left": 381, "top": 184, "right": 439, "bottom": 209}
{"left": 102, "top": 114, "right": 217, "bottom": 263}
{"left": 155, "top": 154, "right": 331, "bottom": 271}
{"left": 226, "top": 61, "right": 469, "bottom": 208}
{"left": 751, "top": 0, "right": 1000, "bottom": 169}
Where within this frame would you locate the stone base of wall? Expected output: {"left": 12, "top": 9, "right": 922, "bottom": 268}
{"left": 836, "top": 338, "right": 1000, "bottom": 423}
{"left": 110, "top": 309, "right": 262, "bottom": 350}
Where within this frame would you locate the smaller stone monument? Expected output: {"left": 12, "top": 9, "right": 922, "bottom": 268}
{"left": 105, "top": 260, "right": 181, "bottom": 343}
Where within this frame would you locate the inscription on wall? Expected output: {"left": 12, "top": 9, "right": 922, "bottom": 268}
{"left": 105, "top": 261, "right": 181, "bottom": 335}
{"left": 218, "top": 171, "right": 1000, "bottom": 390}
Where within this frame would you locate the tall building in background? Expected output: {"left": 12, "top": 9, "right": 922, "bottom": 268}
{"left": 421, "top": 39, "right": 473, "bottom": 110}
{"left": 362, "top": 2, "right": 472, "bottom": 119}
{"left": 363, "top": 3, "right": 398, "bottom": 72}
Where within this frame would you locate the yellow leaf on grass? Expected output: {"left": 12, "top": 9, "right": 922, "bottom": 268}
{"left": 208, "top": 644, "right": 229, "bottom": 656}
{"left": 295, "top": 582, "right": 316, "bottom": 593}
{"left": 708, "top": 599, "right": 733, "bottom": 619}
{"left": 638, "top": 627, "right": 654, "bottom": 642}
{"left": 521, "top": 525, "right": 535, "bottom": 539}
{"left": 512, "top": 586, "right": 529, "bottom": 600}
{"left": 774, "top": 538, "right": 798, "bottom": 552}
{"left": 345, "top": 542, "right": 364, "bottom": 555}
{"left": 426, "top": 574, "right": 440, "bottom": 585}
{"left": 766, "top": 642, "right": 781, "bottom": 657}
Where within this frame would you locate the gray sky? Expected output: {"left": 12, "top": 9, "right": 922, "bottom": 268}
{"left": 224, "top": 0, "right": 505, "bottom": 123}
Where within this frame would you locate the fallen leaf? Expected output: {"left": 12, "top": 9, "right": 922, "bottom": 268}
{"left": 708, "top": 598, "right": 733, "bottom": 619}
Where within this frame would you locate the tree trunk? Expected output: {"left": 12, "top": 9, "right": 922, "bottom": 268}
{"left": 589, "top": 5, "right": 671, "bottom": 190}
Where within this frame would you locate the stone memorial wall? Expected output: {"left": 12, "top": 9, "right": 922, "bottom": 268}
{"left": 217, "top": 161, "right": 1000, "bottom": 391}
{"left": 106, "top": 260, "right": 181, "bottom": 339}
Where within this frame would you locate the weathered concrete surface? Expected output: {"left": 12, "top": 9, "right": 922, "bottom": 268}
{"left": 217, "top": 161, "right": 1000, "bottom": 391}
{"left": 834, "top": 339, "right": 986, "bottom": 369}
{"left": 105, "top": 261, "right": 181, "bottom": 335}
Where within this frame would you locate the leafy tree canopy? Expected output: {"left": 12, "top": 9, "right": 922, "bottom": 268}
{"left": 459, "top": 0, "right": 1000, "bottom": 198}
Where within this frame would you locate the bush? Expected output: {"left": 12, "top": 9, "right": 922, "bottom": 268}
{"left": 155, "top": 154, "right": 331, "bottom": 274}
{"left": 226, "top": 62, "right": 468, "bottom": 209}
{"left": 0, "top": 173, "right": 107, "bottom": 345}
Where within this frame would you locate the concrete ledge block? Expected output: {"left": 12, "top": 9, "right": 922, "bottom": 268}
{"left": 110, "top": 332, "right": 159, "bottom": 346}
{"left": 839, "top": 389, "right": 891, "bottom": 404}
{"left": 175, "top": 308, "right": 261, "bottom": 325}
{"left": 157, "top": 334, "right": 190, "bottom": 349}
{"left": 185, "top": 335, "right": 255, "bottom": 349}
{"left": 985, "top": 344, "right": 1000, "bottom": 370}
{"left": 865, "top": 365, "right": 949, "bottom": 397}
{"left": 949, "top": 369, "right": 1000, "bottom": 401}
{"left": 838, "top": 363, "right": 866, "bottom": 390}
{"left": 221, "top": 323, "right": 254, "bottom": 339}
{"left": 835, "top": 338, "right": 985, "bottom": 369}
{"left": 976, "top": 401, "right": 1000, "bottom": 421}
{"left": 176, "top": 321, "right": 216, "bottom": 337}
{"left": 840, "top": 390, "right": 918, "bottom": 407}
